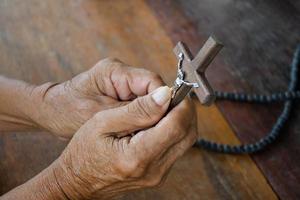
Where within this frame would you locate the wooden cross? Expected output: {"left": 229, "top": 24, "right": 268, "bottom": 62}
{"left": 169, "top": 36, "right": 223, "bottom": 109}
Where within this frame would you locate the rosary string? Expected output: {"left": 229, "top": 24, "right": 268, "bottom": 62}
{"left": 194, "top": 45, "right": 300, "bottom": 154}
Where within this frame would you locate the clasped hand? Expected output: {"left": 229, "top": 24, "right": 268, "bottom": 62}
{"left": 12, "top": 58, "right": 197, "bottom": 199}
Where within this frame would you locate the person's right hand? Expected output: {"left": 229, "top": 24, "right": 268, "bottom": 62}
{"left": 54, "top": 86, "right": 197, "bottom": 199}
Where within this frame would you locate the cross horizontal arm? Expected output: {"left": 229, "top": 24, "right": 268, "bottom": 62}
{"left": 192, "top": 36, "right": 223, "bottom": 73}
{"left": 193, "top": 72, "right": 215, "bottom": 105}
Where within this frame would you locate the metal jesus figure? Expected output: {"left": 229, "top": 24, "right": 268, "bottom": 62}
{"left": 169, "top": 36, "right": 223, "bottom": 109}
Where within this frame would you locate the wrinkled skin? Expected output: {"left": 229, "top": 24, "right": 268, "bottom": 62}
{"left": 31, "top": 58, "right": 164, "bottom": 138}
{"left": 1, "top": 58, "right": 197, "bottom": 200}
{"left": 55, "top": 88, "right": 197, "bottom": 199}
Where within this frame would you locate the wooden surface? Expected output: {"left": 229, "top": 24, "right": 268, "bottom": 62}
{"left": 0, "top": 0, "right": 298, "bottom": 199}
{"left": 147, "top": 0, "right": 300, "bottom": 199}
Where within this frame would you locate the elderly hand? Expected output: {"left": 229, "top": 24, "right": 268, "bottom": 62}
{"left": 52, "top": 86, "right": 196, "bottom": 199}
{"left": 30, "top": 58, "right": 164, "bottom": 138}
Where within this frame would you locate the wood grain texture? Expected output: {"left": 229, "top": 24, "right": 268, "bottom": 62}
{"left": 0, "top": 0, "right": 276, "bottom": 199}
{"left": 147, "top": 0, "right": 300, "bottom": 199}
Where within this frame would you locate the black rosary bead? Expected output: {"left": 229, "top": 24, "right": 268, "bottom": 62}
{"left": 195, "top": 45, "right": 300, "bottom": 154}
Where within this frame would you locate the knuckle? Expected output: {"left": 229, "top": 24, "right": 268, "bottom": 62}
{"left": 94, "top": 57, "right": 123, "bottom": 71}
{"left": 115, "top": 156, "right": 146, "bottom": 179}
{"left": 101, "top": 57, "right": 122, "bottom": 64}
{"left": 145, "top": 175, "right": 164, "bottom": 188}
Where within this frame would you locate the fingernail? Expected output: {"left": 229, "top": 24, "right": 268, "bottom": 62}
{"left": 152, "top": 86, "right": 171, "bottom": 106}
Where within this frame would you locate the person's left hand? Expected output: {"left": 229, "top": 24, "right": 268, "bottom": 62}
{"left": 30, "top": 58, "right": 164, "bottom": 138}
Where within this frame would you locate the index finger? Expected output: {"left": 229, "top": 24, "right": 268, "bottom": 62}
{"left": 129, "top": 98, "right": 195, "bottom": 159}
{"left": 112, "top": 66, "right": 165, "bottom": 100}
{"left": 92, "top": 58, "right": 165, "bottom": 100}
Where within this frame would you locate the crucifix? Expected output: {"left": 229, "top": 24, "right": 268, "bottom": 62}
{"left": 169, "top": 36, "right": 223, "bottom": 109}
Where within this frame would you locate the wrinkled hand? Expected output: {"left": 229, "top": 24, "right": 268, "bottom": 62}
{"left": 54, "top": 86, "right": 197, "bottom": 199}
{"left": 31, "top": 58, "right": 164, "bottom": 138}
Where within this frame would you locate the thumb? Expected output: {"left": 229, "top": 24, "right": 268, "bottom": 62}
{"left": 94, "top": 86, "right": 172, "bottom": 136}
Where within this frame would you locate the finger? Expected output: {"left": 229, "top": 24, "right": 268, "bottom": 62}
{"left": 93, "top": 86, "right": 171, "bottom": 137}
{"left": 110, "top": 64, "right": 164, "bottom": 100}
{"left": 93, "top": 58, "right": 164, "bottom": 100}
{"left": 130, "top": 98, "right": 195, "bottom": 159}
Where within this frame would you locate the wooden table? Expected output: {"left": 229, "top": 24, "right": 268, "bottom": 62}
{"left": 0, "top": 0, "right": 299, "bottom": 199}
